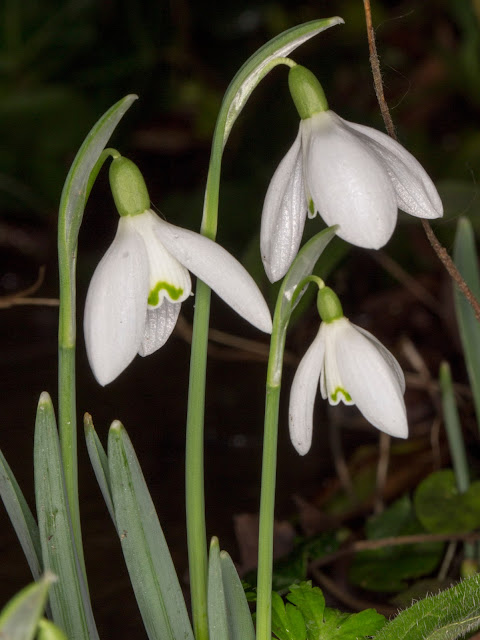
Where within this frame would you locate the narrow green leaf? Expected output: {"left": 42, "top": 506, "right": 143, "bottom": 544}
{"left": 34, "top": 392, "right": 99, "bottom": 640}
{"left": 374, "top": 574, "right": 480, "bottom": 640}
{"left": 0, "top": 449, "right": 42, "bottom": 581}
{"left": 223, "top": 17, "right": 343, "bottom": 144}
{"left": 220, "top": 549, "right": 255, "bottom": 640}
{"left": 108, "top": 421, "right": 194, "bottom": 640}
{"left": 37, "top": 618, "right": 68, "bottom": 640}
{"left": 207, "top": 537, "right": 229, "bottom": 640}
{"left": 439, "top": 362, "right": 470, "bottom": 493}
{"left": 0, "top": 573, "right": 55, "bottom": 640}
{"left": 453, "top": 217, "right": 480, "bottom": 431}
{"left": 84, "top": 414, "right": 114, "bottom": 521}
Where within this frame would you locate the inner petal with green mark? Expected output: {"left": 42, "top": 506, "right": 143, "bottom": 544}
{"left": 130, "top": 209, "right": 192, "bottom": 308}
{"left": 330, "top": 387, "right": 352, "bottom": 404}
{"left": 148, "top": 281, "right": 184, "bottom": 306}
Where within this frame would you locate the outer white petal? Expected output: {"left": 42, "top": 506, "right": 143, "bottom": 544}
{"left": 151, "top": 217, "right": 273, "bottom": 334}
{"left": 335, "top": 320, "right": 408, "bottom": 438}
{"left": 341, "top": 118, "right": 443, "bottom": 219}
{"left": 260, "top": 126, "right": 307, "bottom": 282}
{"left": 288, "top": 327, "right": 325, "bottom": 455}
{"left": 138, "top": 300, "right": 181, "bottom": 356}
{"left": 84, "top": 217, "right": 149, "bottom": 386}
{"left": 131, "top": 211, "right": 191, "bottom": 306}
{"left": 352, "top": 323, "right": 405, "bottom": 393}
{"left": 302, "top": 111, "right": 397, "bottom": 249}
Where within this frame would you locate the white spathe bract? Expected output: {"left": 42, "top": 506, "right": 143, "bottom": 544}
{"left": 261, "top": 110, "right": 443, "bottom": 282}
{"left": 84, "top": 209, "right": 272, "bottom": 386}
{"left": 289, "top": 316, "right": 408, "bottom": 455}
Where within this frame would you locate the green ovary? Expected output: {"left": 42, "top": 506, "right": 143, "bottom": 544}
{"left": 148, "top": 281, "right": 183, "bottom": 305}
{"left": 331, "top": 387, "right": 352, "bottom": 403}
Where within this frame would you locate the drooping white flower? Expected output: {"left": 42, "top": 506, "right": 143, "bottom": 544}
{"left": 261, "top": 65, "right": 443, "bottom": 282}
{"left": 84, "top": 157, "right": 272, "bottom": 386}
{"left": 288, "top": 287, "right": 407, "bottom": 455}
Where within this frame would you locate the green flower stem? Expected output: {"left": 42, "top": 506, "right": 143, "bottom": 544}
{"left": 57, "top": 144, "right": 122, "bottom": 579}
{"left": 185, "top": 281, "right": 211, "bottom": 640}
{"left": 57, "top": 234, "right": 86, "bottom": 580}
{"left": 184, "top": 20, "right": 343, "bottom": 635}
{"left": 186, "top": 55, "right": 296, "bottom": 640}
{"left": 256, "top": 292, "right": 290, "bottom": 640}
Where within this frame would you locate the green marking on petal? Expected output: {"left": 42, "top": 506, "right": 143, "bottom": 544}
{"left": 148, "top": 281, "right": 183, "bottom": 305}
{"left": 308, "top": 198, "right": 315, "bottom": 215}
{"left": 331, "top": 387, "right": 352, "bottom": 403}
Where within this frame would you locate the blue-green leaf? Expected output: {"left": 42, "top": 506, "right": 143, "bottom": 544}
{"left": 0, "top": 573, "right": 55, "bottom": 640}
{"left": 0, "top": 449, "right": 42, "bottom": 581}
{"left": 453, "top": 217, "right": 480, "bottom": 432}
{"left": 34, "top": 393, "right": 99, "bottom": 640}
{"left": 220, "top": 549, "right": 255, "bottom": 640}
{"left": 208, "top": 537, "right": 229, "bottom": 640}
{"left": 108, "top": 421, "right": 194, "bottom": 640}
{"left": 84, "top": 414, "right": 114, "bottom": 522}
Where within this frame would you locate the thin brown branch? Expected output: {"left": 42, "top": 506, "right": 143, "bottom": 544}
{"left": 312, "top": 531, "right": 480, "bottom": 570}
{"left": 311, "top": 567, "right": 398, "bottom": 616}
{"left": 0, "top": 266, "right": 59, "bottom": 308}
{"left": 363, "top": 0, "right": 480, "bottom": 324}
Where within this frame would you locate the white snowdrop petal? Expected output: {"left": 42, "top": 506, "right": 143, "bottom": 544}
{"left": 335, "top": 322, "right": 408, "bottom": 438}
{"left": 84, "top": 217, "right": 149, "bottom": 386}
{"left": 289, "top": 327, "right": 325, "bottom": 455}
{"left": 303, "top": 111, "right": 397, "bottom": 249}
{"left": 342, "top": 118, "right": 443, "bottom": 219}
{"left": 260, "top": 126, "right": 307, "bottom": 282}
{"left": 352, "top": 323, "right": 406, "bottom": 393}
{"left": 138, "top": 300, "right": 181, "bottom": 356}
{"left": 153, "top": 217, "right": 273, "bottom": 334}
{"left": 131, "top": 211, "right": 191, "bottom": 306}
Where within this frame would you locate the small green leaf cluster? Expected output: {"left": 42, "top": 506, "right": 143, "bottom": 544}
{"left": 271, "top": 581, "right": 386, "bottom": 640}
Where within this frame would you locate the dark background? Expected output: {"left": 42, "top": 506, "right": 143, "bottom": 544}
{"left": 1, "top": 0, "right": 480, "bottom": 637}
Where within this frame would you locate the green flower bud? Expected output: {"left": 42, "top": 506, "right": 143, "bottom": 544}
{"left": 109, "top": 156, "right": 150, "bottom": 217}
{"left": 288, "top": 65, "right": 328, "bottom": 120}
{"left": 317, "top": 286, "right": 343, "bottom": 323}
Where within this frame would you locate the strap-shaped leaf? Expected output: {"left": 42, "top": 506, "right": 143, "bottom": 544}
{"left": 108, "top": 421, "right": 194, "bottom": 640}
{"left": 453, "top": 217, "right": 480, "bottom": 432}
{"left": 207, "top": 538, "right": 255, "bottom": 640}
{"left": 84, "top": 414, "right": 114, "bottom": 521}
{"left": 34, "top": 393, "right": 99, "bottom": 640}
{"left": 0, "top": 573, "right": 54, "bottom": 640}
{"left": 207, "top": 537, "right": 229, "bottom": 640}
{"left": 220, "top": 549, "right": 255, "bottom": 640}
{"left": 0, "top": 449, "right": 42, "bottom": 581}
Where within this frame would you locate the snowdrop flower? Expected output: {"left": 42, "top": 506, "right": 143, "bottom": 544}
{"left": 84, "top": 156, "right": 272, "bottom": 386}
{"left": 289, "top": 286, "right": 407, "bottom": 455}
{"left": 261, "top": 65, "right": 443, "bottom": 282}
